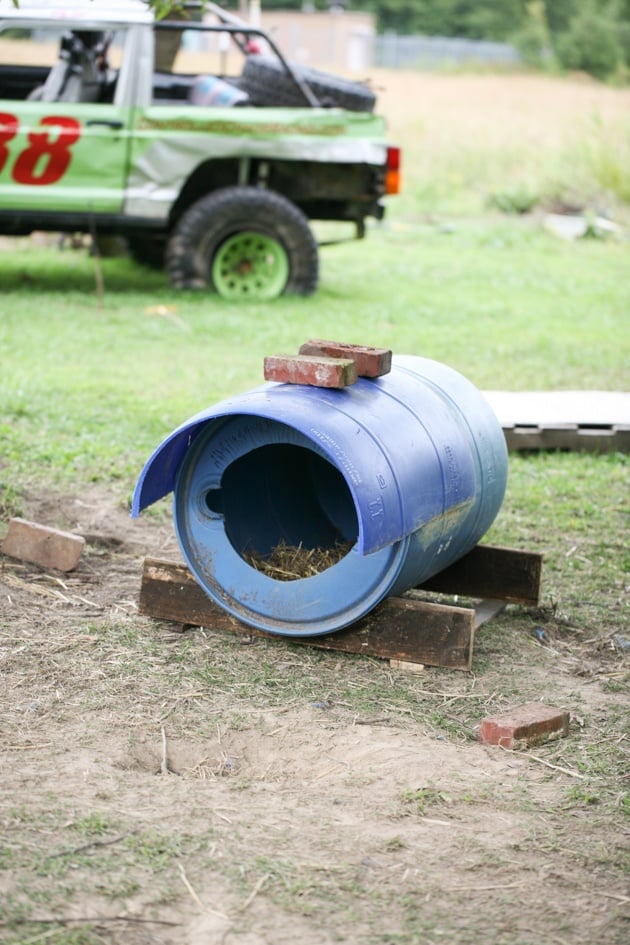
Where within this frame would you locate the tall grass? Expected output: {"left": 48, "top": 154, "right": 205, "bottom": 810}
{"left": 373, "top": 71, "right": 630, "bottom": 217}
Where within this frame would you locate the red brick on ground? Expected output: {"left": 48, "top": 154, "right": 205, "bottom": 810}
{"left": 1, "top": 517, "right": 85, "bottom": 572}
{"left": 264, "top": 354, "right": 358, "bottom": 389}
{"left": 299, "top": 340, "right": 392, "bottom": 377}
{"left": 479, "top": 702, "right": 570, "bottom": 749}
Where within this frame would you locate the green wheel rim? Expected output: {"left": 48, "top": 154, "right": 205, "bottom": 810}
{"left": 212, "top": 231, "right": 290, "bottom": 301}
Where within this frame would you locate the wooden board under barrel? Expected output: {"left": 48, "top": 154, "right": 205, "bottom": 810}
{"left": 138, "top": 545, "right": 543, "bottom": 672}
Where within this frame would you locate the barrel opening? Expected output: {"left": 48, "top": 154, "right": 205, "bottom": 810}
{"left": 205, "top": 489, "right": 223, "bottom": 515}
{"left": 208, "top": 442, "right": 358, "bottom": 578}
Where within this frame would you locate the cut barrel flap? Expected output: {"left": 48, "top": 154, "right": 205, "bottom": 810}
{"left": 131, "top": 381, "right": 410, "bottom": 556}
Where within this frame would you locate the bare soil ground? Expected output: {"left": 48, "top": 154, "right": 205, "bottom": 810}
{"left": 0, "top": 487, "right": 628, "bottom": 945}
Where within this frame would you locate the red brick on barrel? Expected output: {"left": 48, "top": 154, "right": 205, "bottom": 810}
{"left": 1, "top": 517, "right": 85, "bottom": 572}
{"left": 264, "top": 354, "right": 358, "bottom": 389}
{"left": 479, "top": 702, "right": 570, "bottom": 749}
{"left": 299, "top": 340, "right": 392, "bottom": 378}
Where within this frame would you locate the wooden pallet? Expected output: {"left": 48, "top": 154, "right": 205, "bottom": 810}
{"left": 139, "top": 545, "right": 542, "bottom": 672}
{"left": 502, "top": 424, "right": 630, "bottom": 453}
{"left": 483, "top": 390, "right": 630, "bottom": 453}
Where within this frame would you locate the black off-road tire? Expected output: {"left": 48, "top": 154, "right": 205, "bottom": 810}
{"left": 240, "top": 55, "right": 376, "bottom": 113}
{"left": 166, "top": 186, "right": 319, "bottom": 298}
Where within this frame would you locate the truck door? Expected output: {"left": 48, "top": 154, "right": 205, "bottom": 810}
{"left": 0, "top": 26, "right": 132, "bottom": 215}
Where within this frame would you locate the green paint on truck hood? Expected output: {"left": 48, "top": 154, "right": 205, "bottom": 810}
{"left": 135, "top": 106, "right": 387, "bottom": 139}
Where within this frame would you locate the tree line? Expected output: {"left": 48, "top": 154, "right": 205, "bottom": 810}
{"left": 243, "top": 0, "right": 630, "bottom": 81}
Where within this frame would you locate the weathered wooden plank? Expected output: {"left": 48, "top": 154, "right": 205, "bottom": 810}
{"left": 314, "top": 596, "right": 474, "bottom": 669}
{"left": 503, "top": 425, "right": 630, "bottom": 453}
{"left": 139, "top": 557, "right": 475, "bottom": 670}
{"left": 420, "top": 544, "right": 543, "bottom": 607}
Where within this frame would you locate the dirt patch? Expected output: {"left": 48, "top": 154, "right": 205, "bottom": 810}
{"left": 0, "top": 487, "right": 628, "bottom": 945}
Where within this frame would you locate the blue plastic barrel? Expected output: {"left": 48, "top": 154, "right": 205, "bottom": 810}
{"left": 132, "top": 355, "right": 508, "bottom": 636}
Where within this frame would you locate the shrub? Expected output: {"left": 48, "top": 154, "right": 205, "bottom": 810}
{"left": 554, "top": 3, "right": 623, "bottom": 80}
{"left": 487, "top": 184, "right": 540, "bottom": 214}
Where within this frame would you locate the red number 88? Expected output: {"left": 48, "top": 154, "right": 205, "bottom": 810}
{"left": 12, "top": 116, "right": 81, "bottom": 186}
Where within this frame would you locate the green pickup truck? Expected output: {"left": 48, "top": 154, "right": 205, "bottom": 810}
{"left": 0, "top": 0, "right": 400, "bottom": 299}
